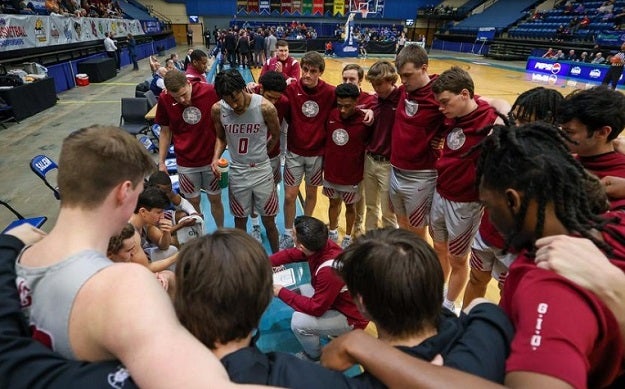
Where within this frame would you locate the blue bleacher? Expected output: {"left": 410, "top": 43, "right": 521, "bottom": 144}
{"left": 117, "top": 0, "right": 157, "bottom": 21}
{"left": 449, "top": 0, "right": 538, "bottom": 35}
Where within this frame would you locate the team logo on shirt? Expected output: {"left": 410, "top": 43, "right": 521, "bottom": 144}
{"left": 182, "top": 106, "right": 201, "bottom": 125}
{"left": 107, "top": 366, "right": 131, "bottom": 389}
{"left": 447, "top": 127, "right": 466, "bottom": 150}
{"left": 332, "top": 128, "right": 349, "bottom": 145}
{"left": 405, "top": 99, "right": 418, "bottom": 117}
{"left": 302, "top": 100, "right": 320, "bottom": 118}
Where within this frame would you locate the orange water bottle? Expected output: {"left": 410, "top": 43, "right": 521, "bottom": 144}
{"left": 217, "top": 158, "right": 229, "bottom": 188}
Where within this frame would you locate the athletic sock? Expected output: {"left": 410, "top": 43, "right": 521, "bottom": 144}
{"left": 284, "top": 228, "right": 293, "bottom": 237}
{"left": 251, "top": 216, "right": 260, "bottom": 227}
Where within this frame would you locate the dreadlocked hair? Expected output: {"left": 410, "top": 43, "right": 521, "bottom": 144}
{"left": 509, "top": 87, "right": 563, "bottom": 125}
{"left": 473, "top": 121, "right": 623, "bottom": 255}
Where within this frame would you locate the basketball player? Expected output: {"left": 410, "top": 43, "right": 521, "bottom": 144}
{"left": 211, "top": 69, "right": 281, "bottom": 253}
{"left": 558, "top": 85, "right": 625, "bottom": 210}
{"left": 429, "top": 66, "right": 503, "bottom": 313}
{"left": 341, "top": 63, "right": 376, "bottom": 237}
{"left": 362, "top": 61, "right": 399, "bottom": 230}
{"left": 388, "top": 44, "right": 447, "bottom": 238}
{"left": 156, "top": 70, "right": 225, "bottom": 228}
{"left": 323, "top": 83, "right": 372, "bottom": 248}
{"left": 260, "top": 40, "right": 301, "bottom": 85}
{"left": 280, "top": 51, "right": 336, "bottom": 249}
{"left": 247, "top": 71, "right": 289, "bottom": 242}
{"left": 13, "top": 125, "right": 243, "bottom": 388}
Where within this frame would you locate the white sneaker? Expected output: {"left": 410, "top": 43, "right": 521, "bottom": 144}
{"left": 251, "top": 225, "right": 262, "bottom": 243}
{"left": 279, "top": 234, "right": 295, "bottom": 250}
{"left": 328, "top": 230, "right": 339, "bottom": 243}
{"left": 341, "top": 236, "right": 352, "bottom": 249}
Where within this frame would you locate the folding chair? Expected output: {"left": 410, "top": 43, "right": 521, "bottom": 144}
{"left": 150, "top": 124, "right": 176, "bottom": 158}
{"left": 1, "top": 200, "right": 47, "bottom": 234}
{"left": 144, "top": 90, "right": 158, "bottom": 109}
{"left": 119, "top": 97, "right": 150, "bottom": 135}
{"left": 30, "top": 154, "right": 60, "bottom": 200}
{"left": 138, "top": 135, "right": 177, "bottom": 174}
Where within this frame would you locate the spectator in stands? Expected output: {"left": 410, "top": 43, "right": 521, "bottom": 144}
{"left": 579, "top": 51, "right": 590, "bottom": 63}
{"left": 574, "top": 2, "right": 585, "bottom": 14}
{"left": 554, "top": 49, "right": 565, "bottom": 59}
{"left": 565, "top": 49, "right": 577, "bottom": 61}
{"left": 150, "top": 67, "right": 167, "bottom": 97}
{"left": 542, "top": 47, "right": 556, "bottom": 58}
{"left": 149, "top": 55, "right": 160, "bottom": 74}
{"left": 170, "top": 53, "right": 184, "bottom": 71}
{"left": 579, "top": 14, "right": 591, "bottom": 29}
{"left": 165, "top": 58, "right": 176, "bottom": 72}
{"left": 592, "top": 51, "right": 607, "bottom": 64}
{"left": 599, "top": 1, "right": 615, "bottom": 14}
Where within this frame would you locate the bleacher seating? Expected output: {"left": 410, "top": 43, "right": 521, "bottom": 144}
{"left": 448, "top": 0, "right": 539, "bottom": 35}
{"left": 117, "top": 1, "right": 157, "bottom": 22}
{"left": 507, "top": 0, "right": 624, "bottom": 42}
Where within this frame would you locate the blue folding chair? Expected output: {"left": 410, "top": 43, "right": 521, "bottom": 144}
{"left": 150, "top": 124, "right": 176, "bottom": 158}
{"left": 138, "top": 135, "right": 178, "bottom": 175}
{"left": 1, "top": 200, "right": 47, "bottom": 234}
{"left": 30, "top": 154, "right": 60, "bottom": 200}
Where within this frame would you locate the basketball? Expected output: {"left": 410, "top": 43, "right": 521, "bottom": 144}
{"left": 611, "top": 55, "right": 624, "bottom": 65}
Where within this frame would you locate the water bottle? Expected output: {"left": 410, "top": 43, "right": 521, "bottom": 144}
{"left": 217, "top": 158, "right": 229, "bottom": 188}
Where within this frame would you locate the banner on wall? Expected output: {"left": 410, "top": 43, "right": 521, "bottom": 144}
{"left": 313, "top": 0, "right": 324, "bottom": 15}
{"left": 0, "top": 14, "right": 145, "bottom": 52}
{"left": 259, "top": 0, "right": 270, "bottom": 14}
{"left": 333, "top": 0, "right": 345, "bottom": 16}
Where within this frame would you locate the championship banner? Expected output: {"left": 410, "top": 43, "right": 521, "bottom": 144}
{"left": 292, "top": 0, "right": 302, "bottom": 13}
{"left": 312, "top": 0, "right": 324, "bottom": 15}
{"left": 0, "top": 14, "right": 145, "bottom": 52}
{"left": 259, "top": 0, "right": 270, "bottom": 14}
{"left": 333, "top": 0, "right": 346, "bottom": 16}
{"left": 302, "top": 0, "right": 313, "bottom": 14}
{"left": 281, "top": 1, "right": 293, "bottom": 14}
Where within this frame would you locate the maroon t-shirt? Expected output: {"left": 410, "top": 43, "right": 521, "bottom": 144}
{"left": 155, "top": 82, "right": 218, "bottom": 167}
{"left": 323, "top": 109, "right": 370, "bottom": 185}
{"left": 501, "top": 214, "right": 625, "bottom": 388}
{"left": 578, "top": 151, "right": 625, "bottom": 211}
{"left": 260, "top": 56, "right": 301, "bottom": 81}
{"left": 367, "top": 87, "right": 400, "bottom": 158}
{"left": 390, "top": 78, "right": 446, "bottom": 170}
{"left": 284, "top": 79, "right": 336, "bottom": 156}
{"left": 436, "top": 99, "right": 498, "bottom": 202}
{"left": 356, "top": 90, "right": 376, "bottom": 110}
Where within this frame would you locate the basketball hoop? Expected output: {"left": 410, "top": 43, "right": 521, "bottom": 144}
{"left": 358, "top": 1, "right": 369, "bottom": 18}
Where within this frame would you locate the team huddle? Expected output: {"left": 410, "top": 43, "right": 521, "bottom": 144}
{"left": 2, "top": 42, "right": 625, "bottom": 388}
